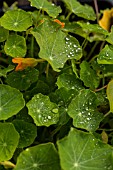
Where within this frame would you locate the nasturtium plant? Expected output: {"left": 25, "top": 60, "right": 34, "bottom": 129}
{"left": 0, "top": 84, "right": 25, "bottom": 120}
{"left": 0, "top": 123, "right": 19, "bottom": 162}
{"left": 0, "top": 9, "right": 32, "bottom": 31}
{"left": 4, "top": 34, "right": 26, "bottom": 57}
{"left": 57, "top": 128, "right": 113, "bottom": 170}
{"left": 0, "top": 0, "right": 113, "bottom": 169}
{"left": 26, "top": 93, "right": 59, "bottom": 126}
{"left": 14, "top": 143, "right": 61, "bottom": 170}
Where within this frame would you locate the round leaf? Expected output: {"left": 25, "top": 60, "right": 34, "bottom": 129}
{"left": 29, "top": 0, "right": 62, "bottom": 18}
{"left": 31, "top": 19, "right": 82, "bottom": 72}
{"left": 6, "top": 68, "right": 39, "bottom": 91}
{"left": 14, "top": 143, "right": 61, "bottom": 170}
{"left": 26, "top": 93, "right": 59, "bottom": 126}
{"left": 97, "top": 45, "right": 113, "bottom": 64}
{"left": 80, "top": 61, "right": 100, "bottom": 89}
{"left": 67, "top": 89, "right": 103, "bottom": 131}
{"left": 0, "top": 84, "right": 25, "bottom": 120}
{"left": 57, "top": 128, "right": 113, "bottom": 170}
{"left": 0, "top": 9, "right": 32, "bottom": 31}
{"left": 56, "top": 73, "right": 83, "bottom": 91}
{"left": 0, "top": 27, "right": 9, "bottom": 42}
{"left": 4, "top": 34, "right": 26, "bottom": 57}
{"left": 13, "top": 120, "right": 37, "bottom": 148}
{"left": 0, "top": 123, "right": 19, "bottom": 162}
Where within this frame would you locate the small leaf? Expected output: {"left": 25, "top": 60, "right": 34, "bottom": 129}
{"left": 0, "top": 27, "right": 9, "bottom": 42}
{"left": 80, "top": 61, "right": 100, "bottom": 89}
{"left": 107, "top": 79, "right": 113, "bottom": 112}
{"left": 26, "top": 93, "right": 59, "bottom": 126}
{"left": 101, "top": 130, "right": 108, "bottom": 144}
{"left": 31, "top": 19, "right": 82, "bottom": 71}
{"left": 0, "top": 84, "right": 25, "bottom": 120}
{"left": 0, "top": 9, "right": 32, "bottom": 31}
{"left": 67, "top": 89, "right": 103, "bottom": 131}
{"left": 0, "top": 123, "right": 19, "bottom": 162}
{"left": 97, "top": 45, "right": 113, "bottom": 64}
{"left": 13, "top": 120, "right": 37, "bottom": 148}
{"left": 57, "top": 128, "right": 113, "bottom": 170}
{"left": 14, "top": 143, "right": 61, "bottom": 170}
{"left": 4, "top": 34, "right": 26, "bottom": 57}
{"left": 63, "top": 0, "right": 96, "bottom": 20}
{"left": 29, "top": 0, "right": 62, "bottom": 18}
{"left": 0, "top": 65, "right": 14, "bottom": 78}
{"left": 56, "top": 73, "right": 83, "bottom": 91}
{"left": 106, "top": 26, "right": 113, "bottom": 45}
{"left": 6, "top": 68, "right": 39, "bottom": 91}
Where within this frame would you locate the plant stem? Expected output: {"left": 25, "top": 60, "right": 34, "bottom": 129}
{"left": 93, "top": 0, "right": 99, "bottom": 23}
{"left": 87, "top": 41, "right": 99, "bottom": 61}
{"left": 30, "top": 36, "right": 34, "bottom": 58}
{"left": 104, "top": 111, "right": 111, "bottom": 117}
{"left": 94, "top": 84, "right": 107, "bottom": 92}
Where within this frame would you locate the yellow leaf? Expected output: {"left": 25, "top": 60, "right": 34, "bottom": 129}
{"left": 106, "top": 79, "right": 113, "bottom": 112}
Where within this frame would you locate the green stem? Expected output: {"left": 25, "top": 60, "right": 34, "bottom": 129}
{"left": 87, "top": 41, "right": 99, "bottom": 61}
{"left": 104, "top": 111, "right": 111, "bottom": 117}
{"left": 30, "top": 36, "right": 34, "bottom": 58}
{"left": 66, "top": 12, "right": 72, "bottom": 20}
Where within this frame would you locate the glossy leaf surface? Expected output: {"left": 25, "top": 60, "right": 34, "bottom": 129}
{"left": 0, "top": 9, "right": 32, "bottom": 31}
{"left": 0, "top": 123, "right": 19, "bottom": 162}
{"left": 57, "top": 128, "right": 113, "bottom": 170}
{"left": 27, "top": 93, "right": 59, "bottom": 126}
{"left": 0, "top": 27, "right": 9, "bottom": 42}
{"left": 67, "top": 89, "right": 103, "bottom": 131}
{"left": 31, "top": 19, "right": 82, "bottom": 71}
{"left": 107, "top": 79, "right": 113, "bottom": 112}
{"left": 14, "top": 143, "right": 61, "bottom": 170}
{"left": 4, "top": 34, "right": 26, "bottom": 57}
{"left": 0, "top": 84, "right": 25, "bottom": 120}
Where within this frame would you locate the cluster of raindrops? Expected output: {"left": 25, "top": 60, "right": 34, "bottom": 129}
{"left": 64, "top": 35, "right": 82, "bottom": 59}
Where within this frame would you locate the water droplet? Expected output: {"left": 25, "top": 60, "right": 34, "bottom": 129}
{"left": 52, "top": 108, "right": 58, "bottom": 113}
{"left": 67, "top": 55, "right": 71, "bottom": 58}
{"left": 66, "top": 37, "right": 70, "bottom": 41}
{"left": 48, "top": 115, "right": 51, "bottom": 119}
{"left": 73, "top": 44, "right": 77, "bottom": 48}
{"left": 50, "top": 56, "right": 53, "bottom": 60}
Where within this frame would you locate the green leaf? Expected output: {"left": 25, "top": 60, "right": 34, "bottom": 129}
{"left": 57, "top": 128, "right": 113, "bottom": 170}
{"left": 4, "top": 34, "right": 26, "bottom": 57}
{"left": 0, "top": 123, "right": 19, "bottom": 162}
{"left": 26, "top": 93, "right": 59, "bottom": 126}
{"left": 67, "top": 89, "right": 103, "bottom": 131}
{"left": 13, "top": 120, "right": 37, "bottom": 148}
{"left": 0, "top": 65, "right": 14, "bottom": 78}
{"left": 0, "top": 84, "right": 25, "bottom": 120}
{"left": 0, "top": 27, "right": 9, "bottom": 42}
{"left": 14, "top": 143, "right": 61, "bottom": 170}
{"left": 31, "top": 19, "right": 82, "bottom": 71}
{"left": 107, "top": 80, "right": 113, "bottom": 112}
{"left": 106, "top": 26, "right": 113, "bottom": 45}
{"left": 97, "top": 45, "right": 113, "bottom": 64}
{"left": 56, "top": 73, "right": 83, "bottom": 91}
{"left": 0, "top": 9, "right": 32, "bottom": 31}
{"left": 63, "top": 0, "right": 96, "bottom": 21}
{"left": 6, "top": 68, "right": 39, "bottom": 91}
{"left": 80, "top": 61, "right": 100, "bottom": 89}
{"left": 28, "top": 0, "right": 62, "bottom": 18}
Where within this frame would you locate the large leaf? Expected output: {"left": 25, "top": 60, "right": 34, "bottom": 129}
{"left": 0, "top": 9, "right": 32, "bottom": 31}
{"left": 67, "top": 89, "right": 103, "bottom": 131}
{"left": 14, "top": 143, "right": 61, "bottom": 170}
{"left": 57, "top": 128, "right": 113, "bottom": 170}
{"left": 29, "top": 0, "right": 62, "bottom": 18}
{"left": 31, "top": 19, "right": 82, "bottom": 71}
{"left": 0, "top": 27, "right": 9, "bottom": 42}
{"left": 0, "top": 84, "right": 25, "bottom": 120}
{"left": 26, "top": 93, "right": 59, "bottom": 126}
{"left": 4, "top": 34, "right": 26, "bottom": 57}
{"left": 80, "top": 61, "right": 100, "bottom": 89}
{"left": 107, "top": 79, "right": 113, "bottom": 112}
{"left": 6, "top": 68, "right": 39, "bottom": 91}
{"left": 63, "top": 0, "right": 96, "bottom": 21}
{"left": 97, "top": 45, "right": 113, "bottom": 64}
{"left": 0, "top": 123, "right": 19, "bottom": 162}
{"left": 13, "top": 120, "right": 37, "bottom": 148}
